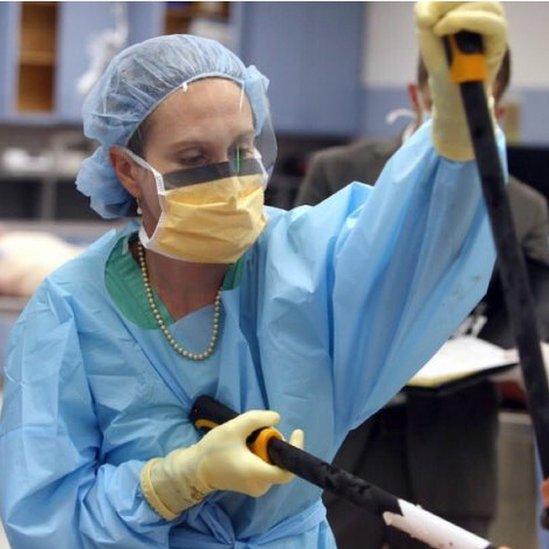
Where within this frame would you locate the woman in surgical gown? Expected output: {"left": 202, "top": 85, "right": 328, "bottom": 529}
{"left": 0, "top": 23, "right": 505, "bottom": 549}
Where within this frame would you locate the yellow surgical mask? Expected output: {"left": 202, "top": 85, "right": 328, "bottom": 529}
{"left": 125, "top": 151, "right": 268, "bottom": 263}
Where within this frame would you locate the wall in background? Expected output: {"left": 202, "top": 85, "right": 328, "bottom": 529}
{"left": 237, "top": 2, "right": 363, "bottom": 136}
{"left": 0, "top": 2, "right": 363, "bottom": 136}
{"left": 1, "top": 3, "right": 548, "bottom": 144}
{"left": 360, "top": 2, "right": 549, "bottom": 144}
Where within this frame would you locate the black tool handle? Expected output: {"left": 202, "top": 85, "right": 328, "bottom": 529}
{"left": 191, "top": 395, "right": 401, "bottom": 514}
{"left": 191, "top": 395, "right": 239, "bottom": 424}
{"left": 190, "top": 396, "right": 495, "bottom": 548}
{"left": 445, "top": 31, "right": 549, "bottom": 527}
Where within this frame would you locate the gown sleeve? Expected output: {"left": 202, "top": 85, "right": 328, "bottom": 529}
{"left": 277, "top": 121, "right": 506, "bottom": 434}
{"left": 0, "top": 282, "right": 174, "bottom": 548}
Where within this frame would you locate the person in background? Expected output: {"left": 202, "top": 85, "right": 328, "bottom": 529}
{"left": 297, "top": 52, "right": 548, "bottom": 269}
{"left": 295, "top": 49, "right": 548, "bottom": 547}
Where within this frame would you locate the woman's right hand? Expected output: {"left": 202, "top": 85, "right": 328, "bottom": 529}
{"left": 195, "top": 410, "right": 304, "bottom": 496}
{"left": 140, "top": 410, "right": 304, "bottom": 520}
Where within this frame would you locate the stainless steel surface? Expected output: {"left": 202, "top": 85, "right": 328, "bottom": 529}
{"left": 0, "top": 130, "right": 94, "bottom": 220}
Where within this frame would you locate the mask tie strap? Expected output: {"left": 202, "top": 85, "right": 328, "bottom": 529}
{"left": 123, "top": 148, "right": 166, "bottom": 196}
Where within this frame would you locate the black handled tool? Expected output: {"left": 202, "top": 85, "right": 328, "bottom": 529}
{"left": 444, "top": 31, "right": 549, "bottom": 528}
{"left": 190, "top": 395, "right": 497, "bottom": 548}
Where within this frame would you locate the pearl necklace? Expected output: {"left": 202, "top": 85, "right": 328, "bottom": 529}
{"left": 137, "top": 243, "right": 222, "bottom": 361}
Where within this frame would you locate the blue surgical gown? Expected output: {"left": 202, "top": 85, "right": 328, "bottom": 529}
{"left": 0, "top": 122, "right": 505, "bottom": 548}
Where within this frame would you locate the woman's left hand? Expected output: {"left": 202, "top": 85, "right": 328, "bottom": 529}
{"left": 414, "top": 1, "right": 508, "bottom": 161}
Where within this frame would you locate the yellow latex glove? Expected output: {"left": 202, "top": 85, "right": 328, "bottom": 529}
{"left": 414, "top": 1, "right": 507, "bottom": 160}
{"left": 140, "top": 410, "right": 304, "bottom": 520}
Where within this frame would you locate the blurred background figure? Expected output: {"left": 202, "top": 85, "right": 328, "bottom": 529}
{"left": 297, "top": 52, "right": 549, "bottom": 274}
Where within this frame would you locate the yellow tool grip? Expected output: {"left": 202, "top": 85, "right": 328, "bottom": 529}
{"left": 448, "top": 34, "right": 488, "bottom": 84}
{"left": 249, "top": 427, "right": 284, "bottom": 464}
{"left": 194, "top": 418, "right": 219, "bottom": 430}
{"left": 194, "top": 416, "right": 284, "bottom": 465}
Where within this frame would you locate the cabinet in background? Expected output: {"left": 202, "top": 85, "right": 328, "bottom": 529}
{"left": 0, "top": 2, "right": 364, "bottom": 135}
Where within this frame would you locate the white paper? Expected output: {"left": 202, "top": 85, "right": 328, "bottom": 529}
{"left": 490, "top": 342, "right": 549, "bottom": 387}
{"left": 408, "top": 336, "right": 518, "bottom": 388}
